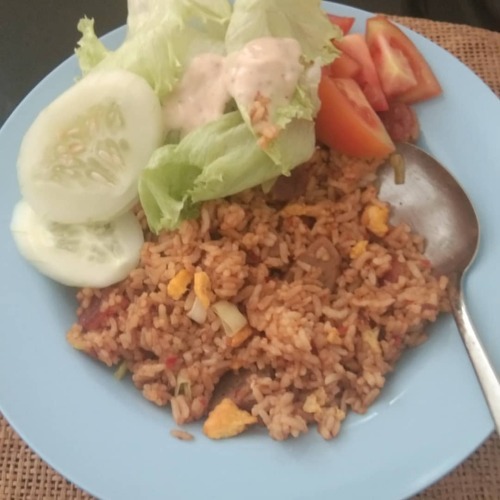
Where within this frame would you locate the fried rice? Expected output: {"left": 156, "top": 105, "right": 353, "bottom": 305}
{"left": 67, "top": 146, "right": 449, "bottom": 441}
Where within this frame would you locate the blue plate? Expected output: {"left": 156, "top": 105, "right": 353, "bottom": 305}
{"left": 0, "top": 3, "right": 499, "bottom": 499}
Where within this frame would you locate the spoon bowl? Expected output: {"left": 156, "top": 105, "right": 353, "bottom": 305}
{"left": 379, "top": 142, "right": 499, "bottom": 434}
{"left": 379, "top": 143, "right": 479, "bottom": 276}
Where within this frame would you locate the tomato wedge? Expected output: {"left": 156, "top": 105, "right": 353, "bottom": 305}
{"left": 366, "top": 16, "right": 442, "bottom": 103}
{"left": 327, "top": 14, "right": 355, "bottom": 35}
{"left": 365, "top": 28, "right": 417, "bottom": 98}
{"left": 325, "top": 52, "right": 361, "bottom": 79}
{"left": 334, "top": 34, "right": 388, "bottom": 111}
{"left": 315, "top": 75, "right": 395, "bottom": 159}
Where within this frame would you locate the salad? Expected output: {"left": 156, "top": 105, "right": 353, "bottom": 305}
{"left": 10, "top": 0, "right": 441, "bottom": 289}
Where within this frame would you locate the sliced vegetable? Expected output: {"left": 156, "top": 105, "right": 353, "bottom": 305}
{"left": 187, "top": 297, "right": 208, "bottom": 324}
{"left": 212, "top": 301, "right": 248, "bottom": 336}
{"left": 18, "top": 69, "right": 164, "bottom": 224}
{"left": 185, "top": 271, "right": 212, "bottom": 324}
{"left": 366, "top": 16, "right": 442, "bottom": 103}
{"left": 114, "top": 360, "right": 129, "bottom": 380}
{"left": 390, "top": 152, "right": 406, "bottom": 184}
{"left": 334, "top": 34, "right": 388, "bottom": 111}
{"left": 326, "top": 13, "right": 355, "bottom": 35}
{"left": 228, "top": 325, "right": 254, "bottom": 347}
{"left": 10, "top": 200, "right": 144, "bottom": 288}
{"left": 324, "top": 53, "right": 361, "bottom": 79}
{"left": 365, "top": 25, "right": 417, "bottom": 98}
{"left": 175, "top": 374, "right": 192, "bottom": 399}
{"left": 315, "top": 76, "right": 395, "bottom": 159}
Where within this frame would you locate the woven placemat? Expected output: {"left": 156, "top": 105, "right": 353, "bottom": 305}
{"left": 1, "top": 15, "right": 499, "bottom": 500}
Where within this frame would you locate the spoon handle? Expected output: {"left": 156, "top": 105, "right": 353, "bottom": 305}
{"left": 451, "top": 278, "right": 500, "bottom": 435}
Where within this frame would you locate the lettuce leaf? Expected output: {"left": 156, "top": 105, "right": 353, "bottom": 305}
{"left": 223, "top": 0, "right": 339, "bottom": 166}
{"left": 75, "top": 0, "right": 232, "bottom": 99}
{"left": 77, "top": 0, "right": 336, "bottom": 233}
{"left": 139, "top": 111, "right": 315, "bottom": 232}
{"left": 126, "top": 0, "right": 231, "bottom": 39}
{"left": 275, "top": 62, "right": 322, "bottom": 127}
{"left": 75, "top": 18, "right": 109, "bottom": 74}
{"left": 225, "top": 0, "right": 341, "bottom": 64}
{"left": 245, "top": 60, "right": 321, "bottom": 166}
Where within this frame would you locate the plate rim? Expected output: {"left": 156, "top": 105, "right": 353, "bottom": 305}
{"left": 0, "top": 3, "right": 497, "bottom": 500}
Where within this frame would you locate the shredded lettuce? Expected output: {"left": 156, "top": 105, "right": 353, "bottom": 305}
{"left": 139, "top": 111, "right": 314, "bottom": 232}
{"left": 75, "top": 0, "right": 232, "bottom": 99}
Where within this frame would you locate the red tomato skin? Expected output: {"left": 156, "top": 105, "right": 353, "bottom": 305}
{"left": 326, "top": 52, "right": 361, "bottom": 79}
{"left": 367, "top": 33, "right": 418, "bottom": 98}
{"left": 327, "top": 14, "right": 355, "bottom": 35}
{"left": 366, "top": 16, "right": 442, "bottom": 103}
{"left": 334, "top": 34, "right": 389, "bottom": 111}
{"left": 315, "top": 75, "right": 395, "bottom": 159}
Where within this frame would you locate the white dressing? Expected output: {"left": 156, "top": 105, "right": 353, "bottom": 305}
{"left": 162, "top": 37, "right": 304, "bottom": 136}
{"left": 163, "top": 53, "right": 230, "bottom": 136}
{"left": 224, "top": 37, "right": 302, "bottom": 109}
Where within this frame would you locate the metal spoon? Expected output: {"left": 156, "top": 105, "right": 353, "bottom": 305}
{"left": 378, "top": 142, "right": 500, "bottom": 434}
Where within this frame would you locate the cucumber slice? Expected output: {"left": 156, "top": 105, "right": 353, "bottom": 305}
{"left": 10, "top": 200, "right": 144, "bottom": 288}
{"left": 18, "top": 69, "right": 164, "bottom": 224}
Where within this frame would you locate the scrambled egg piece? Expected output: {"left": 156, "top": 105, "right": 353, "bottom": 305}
{"left": 303, "top": 388, "right": 327, "bottom": 414}
{"left": 362, "top": 329, "right": 382, "bottom": 354}
{"left": 203, "top": 398, "right": 257, "bottom": 439}
{"left": 325, "top": 326, "right": 342, "bottom": 345}
{"left": 279, "top": 203, "right": 326, "bottom": 218}
{"left": 361, "top": 204, "right": 390, "bottom": 237}
{"left": 229, "top": 325, "right": 254, "bottom": 348}
{"left": 349, "top": 240, "right": 368, "bottom": 259}
{"left": 194, "top": 271, "right": 212, "bottom": 309}
{"left": 333, "top": 407, "right": 346, "bottom": 421}
{"left": 167, "top": 270, "right": 193, "bottom": 300}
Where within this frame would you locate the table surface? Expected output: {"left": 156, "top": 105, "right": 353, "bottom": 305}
{"left": 1, "top": 1, "right": 499, "bottom": 499}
